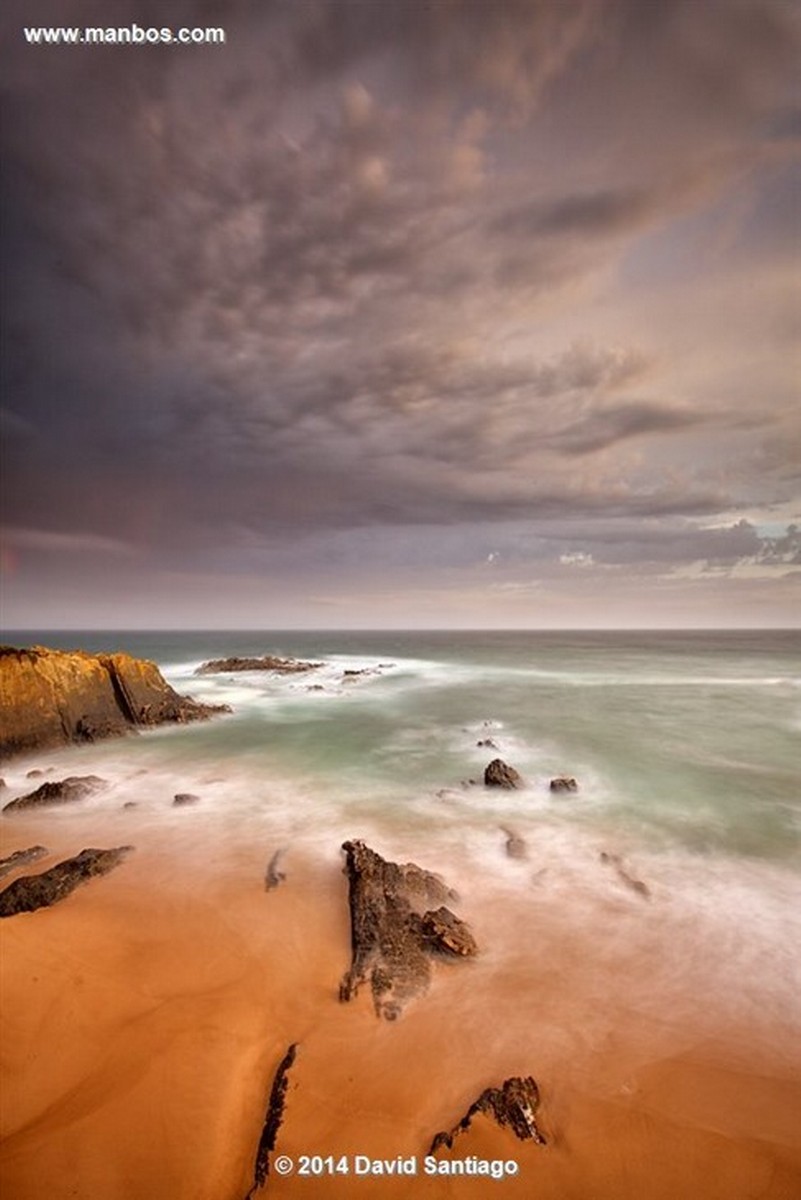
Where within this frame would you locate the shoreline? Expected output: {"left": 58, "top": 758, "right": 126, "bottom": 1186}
{"left": 2, "top": 804, "right": 800, "bottom": 1199}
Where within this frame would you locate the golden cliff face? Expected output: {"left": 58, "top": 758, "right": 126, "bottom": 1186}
{"left": 0, "top": 646, "right": 224, "bottom": 761}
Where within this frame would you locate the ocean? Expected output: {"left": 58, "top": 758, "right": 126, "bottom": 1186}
{"left": 3, "top": 629, "right": 801, "bottom": 1065}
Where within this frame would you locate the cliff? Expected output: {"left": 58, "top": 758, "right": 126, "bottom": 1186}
{"left": 0, "top": 645, "right": 227, "bottom": 761}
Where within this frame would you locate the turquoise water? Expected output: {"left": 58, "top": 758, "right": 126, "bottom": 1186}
{"left": 3, "top": 629, "right": 800, "bottom": 1051}
{"left": 6, "top": 629, "right": 799, "bottom": 863}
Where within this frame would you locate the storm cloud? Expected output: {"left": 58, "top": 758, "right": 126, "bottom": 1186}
{"left": 1, "top": 0, "right": 799, "bottom": 627}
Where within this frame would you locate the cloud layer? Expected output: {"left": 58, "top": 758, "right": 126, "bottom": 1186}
{"left": 1, "top": 0, "right": 799, "bottom": 625}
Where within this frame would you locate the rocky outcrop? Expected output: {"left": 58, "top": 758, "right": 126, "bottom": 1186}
{"left": 484, "top": 759, "right": 522, "bottom": 789}
{"left": 246, "top": 1043, "right": 298, "bottom": 1198}
{"left": 550, "top": 776, "right": 578, "bottom": 793}
{"left": 339, "top": 839, "right": 476, "bottom": 1020}
{"left": 3, "top": 775, "right": 106, "bottom": 813}
{"left": 0, "top": 846, "right": 132, "bottom": 917}
{"left": 0, "top": 845, "right": 48, "bottom": 879}
{"left": 429, "top": 1076, "right": 546, "bottom": 1154}
{"left": 0, "top": 646, "right": 229, "bottom": 761}
{"left": 195, "top": 655, "right": 322, "bottom": 675}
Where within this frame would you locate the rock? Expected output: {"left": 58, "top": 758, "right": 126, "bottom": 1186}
{"left": 484, "top": 759, "right": 522, "bottom": 789}
{"left": 477, "top": 738, "right": 498, "bottom": 749}
{"left": 122, "top": 802, "right": 138, "bottom": 810}
{"left": 0, "top": 845, "right": 48, "bottom": 880}
{"left": 600, "top": 852, "right": 650, "bottom": 898}
{"left": 195, "top": 655, "right": 322, "bottom": 675}
{"left": 549, "top": 776, "right": 578, "bottom": 793}
{"left": 26, "top": 769, "right": 44, "bottom": 778}
{"left": 0, "top": 645, "right": 229, "bottom": 761}
{"left": 265, "top": 848, "right": 287, "bottom": 891}
{"left": 0, "top": 846, "right": 132, "bottom": 917}
{"left": 172, "top": 792, "right": 200, "bottom": 806}
{"left": 501, "top": 826, "right": 527, "bottom": 860}
{"left": 3, "top": 775, "right": 107, "bottom": 813}
{"left": 420, "top": 907, "right": 478, "bottom": 957}
{"left": 0, "top": 778, "right": 5, "bottom": 790}
{"left": 246, "top": 1043, "right": 298, "bottom": 1198}
{"left": 339, "top": 839, "right": 474, "bottom": 1020}
{"left": 429, "top": 1076, "right": 546, "bottom": 1155}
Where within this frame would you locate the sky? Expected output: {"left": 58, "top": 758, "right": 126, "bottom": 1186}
{"left": 1, "top": 0, "right": 799, "bottom": 630}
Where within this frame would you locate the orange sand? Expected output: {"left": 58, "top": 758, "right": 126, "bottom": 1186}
{"left": 1, "top": 813, "right": 800, "bottom": 1200}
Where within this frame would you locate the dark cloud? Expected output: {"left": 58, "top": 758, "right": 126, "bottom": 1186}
{"left": 1, "top": 0, "right": 799, "bottom": 624}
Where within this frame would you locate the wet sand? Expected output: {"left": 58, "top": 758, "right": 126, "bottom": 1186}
{"left": 2, "top": 811, "right": 800, "bottom": 1200}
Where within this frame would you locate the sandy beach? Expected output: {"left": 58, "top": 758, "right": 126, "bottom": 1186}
{"left": 2, "top": 801, "right": 800, "bottom": 1200}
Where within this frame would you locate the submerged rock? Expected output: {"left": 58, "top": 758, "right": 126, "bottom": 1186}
{"left": 195, "top": 655, "right": 322, "bottom": 675}
{"left": 600, "top": 851, "right": 650, "bottom": 898}
{"left": 501, "top": 826, "right": 528, "bottom": 860}
{"left": 0, "top": 645, "right": 228, "bottom": 760}
{"left": 339, "top": 839, "right": 475, "bottom": 1020}
{"left": 0, "top": 845, "right": 48, "bottom": 880}
{"left": 429, "top": 1076, "right": 546, "bottom": 1154}
{"left": 3, "top": 775, "right": 107, "bottom": 813}
{"left": 484, "top": 759, "right": 522, "bottom": 789}
{"left": 172, "top": 792, "right": 200, "bottom": 806}
{"left": 549, "top": 776, "right": 578, "bottom": 793}
{"left": 0, "top": 845, "right": 132, "bottom": 917}
{"left": 265, "top": 848, "right": 287, "bottom": 891}
{"left": 246, "top": 1043, "right": 298, "bottom": 1198}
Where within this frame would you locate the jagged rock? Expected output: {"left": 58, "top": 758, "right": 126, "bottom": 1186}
{"left": 600, "top": 852, "right": 650, "bottom": 898}
{"left": 549, "top": 776, "right": 578, "bottom": 793}
{"left": 195, "top": 655, "right": 322, "bottom": 675}
{"left": 420, "top": 907, "right": 478, "bottom": 956}
{"left": 501, "top": 826, "right": 527, "bottom": 860}
{"left": 0, "top": 845, "right": 48, "bottom": 880}
{"left": 247, "top": 1043, "right": 298, "bottom": 1198}
{"left": 172, "top": 792, "right": 200, "bottom": 806}
{"left": 3, "top": 775, "right": 107, "bottom": 813}
{"left": 339, "top": 839, "right": 474, "bottom": 1020}
{"left": 484, "top": 759, "right": 522, "bottom": 789}
{"left": 0, "top": 645, "right": 229, "bottom": 761}
{"left": 0, "top": 846, "right": 132, "bottom": 917}
{"left": 265, "top": 848, "right": 287, "bottom": 891}
{"left": 429, "top": 1076, "right": 546, "bottom": 1155}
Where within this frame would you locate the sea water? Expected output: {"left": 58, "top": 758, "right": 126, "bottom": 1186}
{"left": 3, "top": 629, "right": 800, "bottom": 1061}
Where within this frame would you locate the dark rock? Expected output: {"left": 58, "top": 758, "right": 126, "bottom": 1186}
{"left": 306, "top": 684, "right": 325, "bottom": 691}
{"left": 429, "top": 1076, "right": 546, "bottom": 1155}
{"left": 600, "top": 852, "right": 650, "bottom": 898}
{"left": 26, "top": 769, "right": 44, "bottom": 778}
{"left": 339, "top": 839, "right": 474, "bottom": 1020}
{"left": 420, "top": 907, "right": 478, "bottom": 957}
{"left": 0, "top": 645, "right": 229, "bottom": 761}
{"left": 3, "top": 775, "right": 107, "bottom": 813}
{"left": 549, "top": 776, "right": 578, "bottom": 793}
{"left": 484, "top": 759, "right": 522, "bottom": 789}
{"left": 246, "top": 1043, "right": 298, "bottom": 1198}
{"left": 172, "top": 792, "right": 200, "bottom": 806}
{"left": 0, "top": 778, "right": 5, "bottom": 790}
{"left": 195, "top": 655, "right": 322, "bottom": 675}
{"left": 123, "top": 802, "right": 138, "bottom": 810}
{"left": 265, "top": 848, "right": 287, "bottom": 891}
{"left": 0, "top": 846, "right": 133, "bottom": 917}
{"left": 501, "top": 826, "right": 527, "bottom": 860}
{"left": 0, "top": 845, "right": 48, "bottom": 880}
{"left": 477, "top": 738, "right": 498, "bottom": 749}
